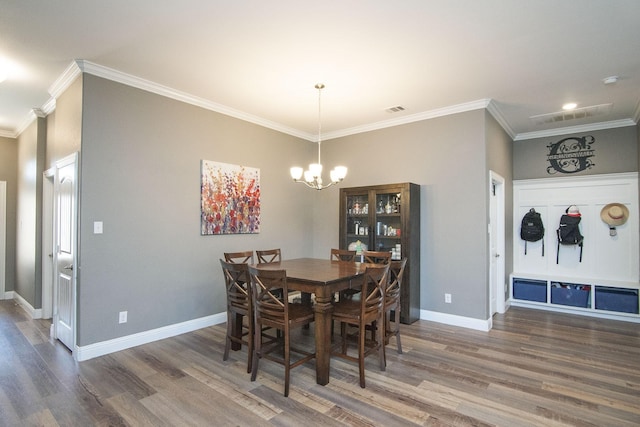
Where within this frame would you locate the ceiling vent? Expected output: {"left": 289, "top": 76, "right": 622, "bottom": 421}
{"left": 385, "top": 105, "right": 406, "bottom": 113}
{"left": 530, "top": 103, "right": 612, "bottom": 125}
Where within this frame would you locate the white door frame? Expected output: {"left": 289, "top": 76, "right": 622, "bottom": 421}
{"left": 0, "top": 181, "right": 6, "bottom": 299}
{"left": 42, "top": 170, "right": 55, "bottom": 318}
{"left": 52, "top": 152, "right": 78, "bottom": 354}
{"left": 489, "top": 171, "right": 506, "bottom": 315}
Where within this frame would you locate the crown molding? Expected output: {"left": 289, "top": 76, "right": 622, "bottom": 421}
{"left": 0, "top": 129, "right": 16, "bottom": 138}
{"left": 76, "top": 60, "right": 312, "bottom": 141}
{"left": 514, "top": 119, "right": 637, "bottom": 141}
{"left": 322, "top": 99, "right": 493, "bottom": 141}
{"left": 486, "top": 100, "right": 516, "bottom": 139}
{"left": 49, "top": 60, "right": 83, "bottom": 99}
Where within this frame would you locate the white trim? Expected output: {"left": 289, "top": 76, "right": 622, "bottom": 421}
{"left": 13, "top": 292, "right": 42, "bottom": 319}
{"left": 489, "top": 171, "right": 507, "bottom": 315}
{"left": 75, "top": 312, "right": 226, "bottom": 361}
{"left": 514, "top": 119, "right": 636, "bottom": 141}
{"left": 4, "top": 291, "right": 14, "bottom": 299}
{"left": 510, "top": 300, "right": 640, "bottom": 323}
{"left": 323, "top": 99, "right": 493, "bottom": 141}
{"left": 486, "top": 100, "right": 516, "bottom": 139}
{"left": 420, "top": 309, "right": 492, "bottom": 332}
{"left": 0, "top": 181, "right": 5, "bottom": 299}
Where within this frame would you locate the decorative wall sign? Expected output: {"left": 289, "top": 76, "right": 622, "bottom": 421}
{"left": 200, "top": 160, "right": 260, "bottom": 235}
{"left": 546, "top": 135, "right": 595, "bottom": 174}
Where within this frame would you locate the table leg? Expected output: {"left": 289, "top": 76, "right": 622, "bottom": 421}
{"left": 314, "top": 293, "right": 333, "bottom": 385}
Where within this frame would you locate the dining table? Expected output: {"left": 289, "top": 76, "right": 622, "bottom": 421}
{"left": 250, "top": 257, "right": 367, "bottom": 385}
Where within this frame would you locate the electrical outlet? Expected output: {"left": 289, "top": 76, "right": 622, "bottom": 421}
{"left": 119, "top": 311, "right": 128, "bottom": 324}
{"left": 445, "top": 293, "right": 452, "bottom": 303}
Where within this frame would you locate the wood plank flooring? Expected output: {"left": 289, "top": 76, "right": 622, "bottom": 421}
{"left": 1, "top": 299, "right": 639, "bottom": 426}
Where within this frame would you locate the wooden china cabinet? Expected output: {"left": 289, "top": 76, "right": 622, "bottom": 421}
{"left": 339, "top": 183, "right": 420, "bottom": 323}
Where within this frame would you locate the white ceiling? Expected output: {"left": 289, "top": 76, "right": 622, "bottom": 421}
{"left": 1, "top": 0, "right": 640, "bottom": 141}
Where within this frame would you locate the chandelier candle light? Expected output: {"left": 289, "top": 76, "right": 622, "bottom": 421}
{"left": 290, "top": 83, "right": 347, "bottom": 190}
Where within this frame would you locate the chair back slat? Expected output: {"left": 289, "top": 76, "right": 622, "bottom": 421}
{"left": 249, "top": 266, "right": 288, "bottom": 325}
{"left": 386, "top": 258, "right": 407, "bottom": 304}
{"left": 362, "top": 250, "right": 391, "bottom": 265}
{"left": 256, "top": 248, "right": 282, "bottom": 264}
{"left": 220, "top": 259, "right": 251, "bottom": 312}
{"left": 224, "top": 250, "right": 254, "bottom": 264}
{"left": 330, "top": 248, "right": 356, "bottom": 262}
{"left": 361, "top": 265, "right": 389, "bottom": 319}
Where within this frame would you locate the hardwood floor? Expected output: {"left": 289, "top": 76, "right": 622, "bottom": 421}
{"left": 1, "top": 299, "right": 639, "bottom": 426}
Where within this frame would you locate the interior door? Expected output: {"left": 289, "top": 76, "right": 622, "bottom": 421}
{"left": 489, "top": 171, "right": 506, "bottom": 315}
{"left": 54, "top": 154, "right": 77, "bottom": 351}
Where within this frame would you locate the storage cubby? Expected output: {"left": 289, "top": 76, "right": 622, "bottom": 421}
{"left": 595, "top": 287, "right": 639, "bottom": 314}
{"left": 551, "top": 282, "right": 590, "bottom": 308}
{"left": 513, "top": 278, "right": 547, "bottom": 303}
{"left": 511, "top": 173, "right": 639, "bottom": 323}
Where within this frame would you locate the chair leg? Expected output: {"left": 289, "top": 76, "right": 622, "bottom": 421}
{"left": 358, "top": 321, "right": 366, "bottom": 388}
{"left": 251, "top": 322, "right": 260, "bottom": 382}
{"left": 377, "top": 314, "right": 386, "bottom": 372}
{"left": 223, "top": 313, "right": 232, "bottom": 361}
{"left": 284, "top": 329, "right": 290, "bottom": 397}
{"left": 246, "top": 316, "right": 253, "bottom": 374}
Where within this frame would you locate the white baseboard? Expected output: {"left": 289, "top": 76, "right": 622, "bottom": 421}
{"left": 420, "top": 309, "right": 492, "bottom": 332}
{"left": 12, "top": 292, "right": 43, "bottom": 319}
{"left": 3, "top": 291, "right": 15, "bottom": 300}
{"left": 75, "top": 312, "right": 227, "bottom": 362}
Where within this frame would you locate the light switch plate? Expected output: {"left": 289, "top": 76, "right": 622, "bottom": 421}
{"left": 94, "top": 221, "right": 103, "bottom": 234}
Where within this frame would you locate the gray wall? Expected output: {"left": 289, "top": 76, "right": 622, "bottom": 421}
{"left": 76, "top": 74, "right": 317, "bottom": 345}
{"left": 513, "top": 126, "right": 638, "bottom": 180}
{"left": 312, "top": 109, "right": 506, "bottom": 320}
{"left": 15, "top": 118, "right": 46, "bottom": 306}
{"left": 0, "top": 136, "right": 18, "bottom": 293}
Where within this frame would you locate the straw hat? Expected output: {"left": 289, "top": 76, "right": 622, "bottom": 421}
{"left": 600, "top": 203, "right": 629, "bottom": 226}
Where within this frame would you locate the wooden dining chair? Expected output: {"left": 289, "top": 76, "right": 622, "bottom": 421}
{"left": 362, "top": 250, "right": 392, "bottom": 265}
{"left": 220, "top": 259, "right": 253, "bottom": 373}
{"left": 330, "top": 248, "right": 357, "bottom": 262}
{"left": 248, "top": 266, "right": 315, "bottom": 397}
{"left": 224, "top": 250, "right": 254, "bottom": 264}
{"left": 331, "top": 264, "right": 389, "bottom": 388}
{"left": 256, "top": 248, "right": 281, "bottom": 264}
{"left": 383, "top": 258, "right": 407, "bottom": 363}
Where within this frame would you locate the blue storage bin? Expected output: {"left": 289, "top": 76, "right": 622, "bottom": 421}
{"left": 551, "top": 283, "right": 590, "bottom": 308}
{"left": 595, "top": 287, "right": 639, "bottom": 314}
{"left": 513, "top": 278, "right": 547, "bottom": 302}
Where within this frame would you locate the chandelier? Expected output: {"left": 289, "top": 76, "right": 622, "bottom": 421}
{"left": 290, "top": 83, "right": 347, "bottom": 190}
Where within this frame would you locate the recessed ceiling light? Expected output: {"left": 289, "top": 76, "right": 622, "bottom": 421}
{"left": 562, "top": 103, "right": 577, "bottom": 110}
{"left": 603, "top": 76, "right": 619, "bottom": 85}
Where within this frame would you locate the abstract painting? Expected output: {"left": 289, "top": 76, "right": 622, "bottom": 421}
{"left": 200, "top": 160, "right": 260, "bottom": 235}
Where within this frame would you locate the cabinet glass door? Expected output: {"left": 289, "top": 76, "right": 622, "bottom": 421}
{"left": 374, "top": 191, "right": 402, "bottom": 259}
{"left": 345, "top": 192, "right": 370, "bottom": 254}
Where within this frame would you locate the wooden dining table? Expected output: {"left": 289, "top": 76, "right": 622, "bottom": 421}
{"left": 250, "top": 257, "right": 367, "bottom": 385}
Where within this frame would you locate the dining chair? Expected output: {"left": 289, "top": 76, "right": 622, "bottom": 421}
{"left": 331, "top": 264, "right": 389, "bottom": 388}
{"left": 332, "top": 249, "right": 359, "bottom": 302}
{"left": 224, "top": 250, "right": 254, "bottom": 264}
{"left": 248, "top": 266, "right": 315, "bottom": 397}
{"left": 256, "top": 248, "right": 281, "bottom": 264}
{"left": 220, "top": 259, "right": 253, "bottom": 373}
{"left": 330, "top": 248, "right": 357, "bottom": 262}
{"left": 383, "top": 258, "right": 407, "bottom": 364}
{"left": 362, "top": 250, "right": 392, "bottom": 265}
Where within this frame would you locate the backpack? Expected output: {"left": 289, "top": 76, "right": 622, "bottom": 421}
{"left": 556, "top": 206, "right": 584, "bottom": 264}
{"left": 520, "top": 208, "right": 544, "bottom": 256}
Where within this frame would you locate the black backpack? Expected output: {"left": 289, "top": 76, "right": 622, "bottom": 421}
{"left": 520, "top": 208, "right": 544, "bottom": 255}
{"left": 556, "top": 207, "right": 584, "bottom": 263}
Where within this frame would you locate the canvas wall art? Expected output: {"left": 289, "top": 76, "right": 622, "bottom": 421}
{"left": 200, "top": 160, "right": 260, "bottom": 235}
